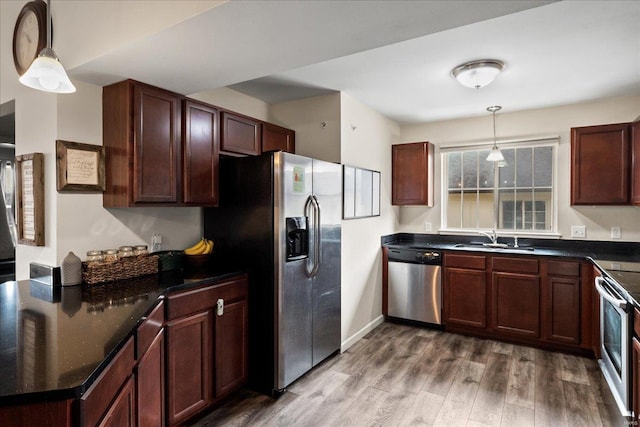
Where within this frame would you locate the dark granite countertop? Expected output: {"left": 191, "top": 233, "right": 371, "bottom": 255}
{"left": 382, "top": 232, "right": 640, "bottom": 305}
{"left": 0, "top": 269, "right": 243, "bottom": 406}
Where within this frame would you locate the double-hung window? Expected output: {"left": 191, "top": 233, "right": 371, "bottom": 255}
{"left": 442, "top": 140, "right": 556, "bottom": 233}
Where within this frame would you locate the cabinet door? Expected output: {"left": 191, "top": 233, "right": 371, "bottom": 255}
{"left": 262, "top": 122, "right": 295, "bottom": 153}
{"left": 543, "top": 276, "right": 580, "bottom": 344}
{"left": 133, "top": 84, "right": 181, "bottom": 203}
{"left": 98, "top": 376, "right": 136, "bottom": 427}
{"left": 571, "top": 123, "right": 631, "bottom": 205}
{"left": 136, "top": 330, "right": 164, "bottom": 427}
{"left": 220, "top": 112, "right": 261, "bottom": 155}
{"left": 392, "top": 142, "right": 433, "bottom": 205}
{"left": 632, "top": 119, "right": 640, "bottom": 205}
{"left": 492, "top": 272, "right": 540, "bottom": 337}
{"left": 214, "top": 299, "right": 248, "bottom": 398}
{"left": 444, "top": 267, "right": 487, "bottom": 328}
{"left": 183, "top": 100, "right": 219, "bottom": 206}
{"left": 166, "top": 311, "right": 212, "bottom": 426}
{"left": 634, "top": 337, "right": 640, "bottom": 422}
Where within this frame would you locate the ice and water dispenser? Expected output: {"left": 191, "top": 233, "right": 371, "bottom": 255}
{"left": 286, "top": 217, "right": 308, "bottom": 261}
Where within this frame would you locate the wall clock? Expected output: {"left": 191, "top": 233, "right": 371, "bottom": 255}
{"left": 12, "top": 0, "right": 49, "bottom": 76}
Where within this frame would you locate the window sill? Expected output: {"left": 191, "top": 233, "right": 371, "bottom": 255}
{"left": 438, "top": 229, "right": 562, "bottom": 239}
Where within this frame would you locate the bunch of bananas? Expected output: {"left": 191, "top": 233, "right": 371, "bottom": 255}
{"left": 184, "top": 238, "right": 214, "bottom": 255}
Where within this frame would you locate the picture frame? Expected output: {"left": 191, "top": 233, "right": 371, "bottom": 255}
{"left": 15, "top": 152, "right": 45, "bottom": 246}
{"left": 56, "top": 140, "right": 105, "bottom": 192}
{"left": 343, "top": 165, "right": 381, "bottom": 219}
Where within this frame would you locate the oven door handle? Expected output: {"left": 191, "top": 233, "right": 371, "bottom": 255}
{"left": 595, "top": 276, "right": 628, "bottom": 311}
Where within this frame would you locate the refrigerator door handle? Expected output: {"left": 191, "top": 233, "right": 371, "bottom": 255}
{"left": 304, "top": 195, "right": 321, "bottom": 277}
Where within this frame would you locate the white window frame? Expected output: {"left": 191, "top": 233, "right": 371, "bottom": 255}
{"left": 440, "top": 138, "right": 560, "bottom": 238}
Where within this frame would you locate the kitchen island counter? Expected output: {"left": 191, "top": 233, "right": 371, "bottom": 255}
{"left": 0, "top": 269, "right": 244, "bottom": 406}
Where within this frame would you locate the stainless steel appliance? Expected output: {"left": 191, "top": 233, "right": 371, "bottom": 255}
{"left": 204, "top": 151, "right": 341, "bottom": 394}
{"left": 595, "top": 274, "right": 632, "bottom": 416}
{"left": 387, "top": 248, "right": 442, "bottom": 325}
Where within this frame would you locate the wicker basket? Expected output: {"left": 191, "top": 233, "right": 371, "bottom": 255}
{"left": 82, "top": 255, "right": 159, "bottom": 285}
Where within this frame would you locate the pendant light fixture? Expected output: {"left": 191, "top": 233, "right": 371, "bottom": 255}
{"left": 486, "top": 106, "right": 504, "bottom": 162}
{"left": 452, "top": 60, "right": 504, "bottom": 89}
{"left": 19, "top": 0, "right": 75, "bottom": 94}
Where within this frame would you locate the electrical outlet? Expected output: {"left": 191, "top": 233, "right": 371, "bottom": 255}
{"left": 571, "top": 225, "right": 586, "bottom": 238}
{"left": 425, "top": 222, "right": 432, "bottom": 232}
{"left": 151, "top": 234, "right": 163, "bottom": 251}
{"left": 611, "top": 226, "right": 621, "bottom": 239}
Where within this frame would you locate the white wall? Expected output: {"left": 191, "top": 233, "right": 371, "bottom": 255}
{"left": 270, "top": 93, "right": 341, "bottom": 163}
{"left": 400, "top": 95, "right": 640, "bottom": 242}
{"left": 339, "top": 93, "right": 400, "bottom": 348}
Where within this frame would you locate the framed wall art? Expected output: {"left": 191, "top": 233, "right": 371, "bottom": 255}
{"left": 56, "top": 140, "right": 105, "bottom": 192}
{"left": 343, "top": 165, "right": 380, "bottom": 219}
{"left": 15, "top": 152, "right": 44, "bottom": 246}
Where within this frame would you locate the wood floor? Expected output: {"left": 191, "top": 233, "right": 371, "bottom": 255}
{"left": 193, "top": 322, "right": 628, "bottom": 427}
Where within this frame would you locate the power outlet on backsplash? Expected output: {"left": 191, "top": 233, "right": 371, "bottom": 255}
{"left": 571, "top": 225, "right": 586, "bottom": 238}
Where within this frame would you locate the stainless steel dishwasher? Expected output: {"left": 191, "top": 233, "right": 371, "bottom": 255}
{"left": 387, "top": 248, "right": 442, "bottom": 325}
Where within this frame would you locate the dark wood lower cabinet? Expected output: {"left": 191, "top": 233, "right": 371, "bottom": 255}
{"left": 215, "top": 299, "right": 248, "bottom": 397}
{"left": 492, "top": 272, "right": 540, "bottom": 338}
{"left": 166, "top": 311, "right": 213, "bottom": 426}
{"left": 544, "top": 276, "right": 580, "bottom": 344}
{"left": 443, "top": 267, "right": 487, "bottom": 328}
{"left": 136, "top": 330, "right": 164, "bottom": 427}
{"left": 99, "top": 375, "right": 136, "bottom": 427}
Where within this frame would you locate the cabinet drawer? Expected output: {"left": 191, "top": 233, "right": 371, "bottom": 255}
{"left": 81, "top": 337, "right": 135, "bottom": 427}
{"left": 492, "top": 257, "right": 539, "bottom": 274}
{"left": 137, "top": 300, "right": 164, "bottom": 359}
{"left": 635, "top": 308, "right": 640, "bottom": 337}
{"left": 546, "top": 260, "right": 580, "bottom": 277}
{"left": 444, "top": 253, "right": 486, "bottom": 270}
{"left": 166, "top": 275, "right": 248, "bottom": 320}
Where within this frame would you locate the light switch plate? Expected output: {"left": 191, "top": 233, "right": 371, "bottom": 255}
{"left": 425, "top": 222, "right": 432, "bottom": 232}
{"left": 611, "top": 226, "right": 621, "bottom": 239}
{"left": 571, "top": 225, "right": 586, "bottom": 238}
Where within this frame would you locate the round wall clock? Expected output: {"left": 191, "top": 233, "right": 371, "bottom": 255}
{"left": 12, "top": 0, "right": 49, "bottom": 76}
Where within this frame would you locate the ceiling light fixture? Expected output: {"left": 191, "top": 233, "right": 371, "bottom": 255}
{"left": 19, "top": 0, "right": 75, "bottom": 94}
{"left": 486, "top": 106, "right": 504, "bottom": 162}
{"left": 452, "top": 59, "right": 504, "bottom": 89}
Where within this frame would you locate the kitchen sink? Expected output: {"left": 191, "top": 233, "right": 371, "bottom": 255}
{"left": 453, "top": 243, "right": 535, "bottom": 252}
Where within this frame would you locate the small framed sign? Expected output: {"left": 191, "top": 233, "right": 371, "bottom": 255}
{"left": 15, "top": 152, "right": 44, "bottom": 246}
{"left": 56, "top": 140, "right": 105, "bottom": 192}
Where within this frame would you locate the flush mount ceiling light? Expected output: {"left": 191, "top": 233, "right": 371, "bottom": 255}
{"left": 486, "top": 106, "right": 504, "bottom": 162}
{"left": 451, "top": 59, "right": 504, "bottom": 89}
{"left": 19, "top": 0, "right": 75, "bottom": 94}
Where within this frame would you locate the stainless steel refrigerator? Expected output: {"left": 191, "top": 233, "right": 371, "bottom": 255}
{"left": 204, "top": 151, "right": 341, "bottom": 394}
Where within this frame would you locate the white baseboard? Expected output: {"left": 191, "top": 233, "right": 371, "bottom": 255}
{"left": 340, "top": 315, "right": 385, "bottom": 352}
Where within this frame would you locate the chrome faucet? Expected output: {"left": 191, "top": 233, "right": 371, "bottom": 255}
{"left": 478, "top": 229, "right": 498, "bottom": 245}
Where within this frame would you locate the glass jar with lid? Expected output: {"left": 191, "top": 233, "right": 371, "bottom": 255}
{"left": 103, "top": 249, "right": 118, "bottom": 263}
{"left": 134, "top": 245, "right": 148, "bottom": 256}
{"left": 86, "top": 250, "right": 104, "bottom": 263}
{"left": 117, "top": 246, "right": 134, "bottom": 258}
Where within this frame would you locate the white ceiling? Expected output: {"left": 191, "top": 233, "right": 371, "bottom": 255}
{"left": 70, "top": 0, "right": 640, "bottom": 124}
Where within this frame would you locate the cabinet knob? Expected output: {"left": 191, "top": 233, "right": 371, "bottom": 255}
{"left": 216, "top": 299, "right": 224, "bottom": 316}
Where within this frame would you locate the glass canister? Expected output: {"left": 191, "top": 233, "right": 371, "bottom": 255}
{"left": 118, "top": 246, "right": 134, "bottom": 258}
{"left": 134, "top": 245, "right": 148, "bottom": 256}
{"left": 86, "top": 250, "right": 104, "bottom": 263}
{"left": 103, "top": 249, "right": 118, "bottom": 263}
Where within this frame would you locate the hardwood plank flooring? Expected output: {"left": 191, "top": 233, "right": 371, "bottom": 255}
{"left": 192, "top": 322, "right": 628, "bottom": 427}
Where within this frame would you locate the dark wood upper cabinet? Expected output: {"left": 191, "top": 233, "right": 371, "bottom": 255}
{"left": 220, "top": 112, "right": 262, "bottom": 156}
{"left": 571, "top": 123, "right": 631, "bottom": 205}
{"left": 392, "top": 142, "right": 434, "bottom": 206}
{"left": 103, "top": 80, "right": 182, "bottom": 207}
{"left": 631, "top": 118, "right": 640, "bottom": 205}
{"left": 183, "top": 100, "right": 219, "bottom": 206}
{"left": 262, "top": 122, "right": 295, "bottom": 153}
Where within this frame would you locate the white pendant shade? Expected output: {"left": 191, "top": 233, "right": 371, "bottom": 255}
{"left": 19, "top": 48, "right": 76, "bottom": 94}
{"left": 486, "top": 146, "right": 505, "bottom": 162}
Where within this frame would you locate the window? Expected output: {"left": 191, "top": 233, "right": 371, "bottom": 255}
{"left": 443, "top": 142, "right": 555, "bottom": 233}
